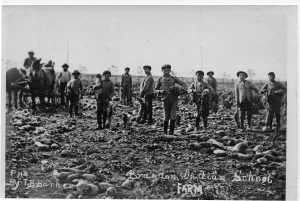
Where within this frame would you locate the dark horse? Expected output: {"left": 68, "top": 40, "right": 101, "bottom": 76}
{"left": 30, "top": 59, "right": 56, "bottom": 109}
{"left": 6, "top": 68, "right": 28, "bottom": 109}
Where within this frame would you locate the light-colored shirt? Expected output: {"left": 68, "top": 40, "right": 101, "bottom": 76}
{"left": 234, "top": 80, "right": 258, "bottom": 104}
{"left": 67, "top": 78, "right": 83, "bottom": 95}
{"left": 188, "top": 80, "right": 214, "bottom": 93}
{"left": 58, "top": 71, "right": 71, "bottom": 83}
{"left": 140, "top": 73, "right": 154, "bottom": 95}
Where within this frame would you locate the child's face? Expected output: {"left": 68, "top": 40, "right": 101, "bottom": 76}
{"left": 268, "top": 75, "right": 275, "bottom": 82}
{"left": 74, "top": 74, "right": 79, "bottom": 79}
{"left": 162, "top": 69, "right": 171, "bottom": 76}
{"left": 239, "top": 73, "right": 246, "bottom": 81}
{"left": 104, "top": 74, "right": 110, "bottom": 80}
{"left": 144, "top": 69, "right": 150, "bottom": 74}
{"left": 196, "top": 74, "right": 203, "bottom": 82}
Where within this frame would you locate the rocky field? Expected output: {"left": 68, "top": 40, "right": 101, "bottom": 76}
{"left": 5, "top": 88, "right": 286, "bottom": 200}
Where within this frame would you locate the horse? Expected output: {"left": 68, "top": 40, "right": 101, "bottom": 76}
{"left": 6, "top": 68, "right": 29, "bottom": 109}
{"left": 30, "top": 59, "right": 56, "bottom": 109}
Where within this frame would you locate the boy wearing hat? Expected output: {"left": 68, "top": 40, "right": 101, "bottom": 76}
{"left": 95, "top": 70, "right": 115, "bottom": 129}
{"left": 23, "top": 51, "right": 37, "bottom": 77}
{"left": 155, "top": 64, "right": 187, "bottom": 135}
{"left": 66, "top": 70, "right": 83, "bottom": 118}
{"left": 57, "top": 64, "right": 72, "bottom": 106}
{"left": 188, "top": 70, "right": 214, "bottom": 130}
{"left": 234, "top": 71, "right": 258, "bottom": 130}
{"left": 260, "top": 72, "right": 286, "bottom": 131}
{"left": 207, "top": 71, "right": 217, "bottom": 92}
{"left": 206, "top": 71, "right": 218, "bottom": 113}
{"left": 121, "top": 67, "right": 133, "bottom": 106}
{"left": 139, "top": 65, "right": 154, "bottom": 124}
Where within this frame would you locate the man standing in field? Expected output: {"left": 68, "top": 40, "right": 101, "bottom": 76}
{"left": 188, "top": 70, "right": 214, "bottom": 130}
{"left": 155, "top": 64, "right": 187, "bottom": 135}
{"left": 207, "top": 71, "right": 218, "bottom": 113}
{"left": 260, "top": 72, "right": 286, "bottom": 131}
{"left": 121, "top": 67, "right": 133, "bottom": 106}
{"left": 140, "top": 65, "right": 154, "bottom": 125}
{"left": 57, "top": 63, "right": 72, "bottom": 107}
{"left": 66, "top": 70, "right": 83, "bottom": 118}
{"left": 94, "top": 71, "right": 115, "bottom": 129}
{"left": 234, "top": 71, "right": 258, "bottom": 130}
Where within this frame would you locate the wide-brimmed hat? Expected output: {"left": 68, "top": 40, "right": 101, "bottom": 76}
{"left": 72, "top": 70, "right": 81, "bottom": 75}
{"left": 268, "top": 72, "right": 275, "bottom": 77}
{"left": 236, "top": 71, "right": 248, "bottom": 78}
{"left": 125, "top": 67, "right": 130, "bottom": 70}
{"left": 103, "top": 70, "right": 111, "bottom": 76}
{"left": 28, "top": 51, "right": 34, "bottom": 55}
{"left": 62, "top": 63, "right": 69, "bottom": 68}
{"left": 195, "top": 70, "right": 204, "bottom": 76}
{"left": 161, "top": 64, "right": 171, "bottom": 70}
{"left": 207, "top": 71, "right": 214, "bottom": 76}
{"left": 143, "top": 65, "right": 151, "bottom": 70}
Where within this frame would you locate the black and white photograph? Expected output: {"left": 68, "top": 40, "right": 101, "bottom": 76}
{"left": 1, "top": 2, "right": 298, "bottom": 200}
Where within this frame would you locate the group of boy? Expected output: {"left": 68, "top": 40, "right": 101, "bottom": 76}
{"left": 59, "top": 63, "right": 286, "bottom": 133}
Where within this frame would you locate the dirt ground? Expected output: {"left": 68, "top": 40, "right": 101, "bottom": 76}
{"left": 5, "top": 90, "right": 286, "bottom": 199}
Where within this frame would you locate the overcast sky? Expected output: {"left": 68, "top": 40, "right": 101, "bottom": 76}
{"left": 2, "top": 5, "right": 296, "bottom": 80}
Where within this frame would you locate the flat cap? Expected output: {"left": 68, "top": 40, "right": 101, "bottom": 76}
{"left": 72, "top": 70, "right": 81, "bottom": 75}
{"left": 161, "top": 64, "right": 171, "bottom": 70}
{"left": 195, "top": 70, "right": 204, "bottom": 76}
{"left": 268, "top": 72, "right": 275, "bottom": 77}
{"left": 103, "top": 70, "right": 111, "bottom": 76}
{"left": 143, "top": 65, "right": 152, "bottom": 70}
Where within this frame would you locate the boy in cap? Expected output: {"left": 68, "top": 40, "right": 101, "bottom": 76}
{"left": 23, "top": 51, "right": 37, "bottom": 78}
{"left": 139, "top": 65, "right": 154, "bottom": 124}
{"left": 121, "top": 67, "right": 133, "bottom": 106}
{"left": 207, "top": 71, "right": 218, "bottom": 113}
{"left": 234, "top": 71, "right": 258, "bottom": 130}
{"left": 260, "top": 72, "right": 286, "bottom": 131}
{"left": 95, "top": 70, "right": 115, "bottom": 129}
{"left": 188, "top": 70, "right": 214, "bottom": 130}
{"left": 66, "top": 70, "right": 83, "bottom": 118}
{"left": 155, "top": 64, "right": 187, "bottom": 135}
{"left": 57, "top": 63, "right": 72, "bottom": 106}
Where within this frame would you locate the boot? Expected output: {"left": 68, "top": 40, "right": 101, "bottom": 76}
{"left": 163, "top": 120, "right": 169, "bottom": 134}
{"left": 169, "top": 119, "right": 176, "bottom": 135}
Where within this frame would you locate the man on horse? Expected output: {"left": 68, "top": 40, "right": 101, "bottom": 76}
{"left": 23, "top": 51, "right": 37, "bottom": 78}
